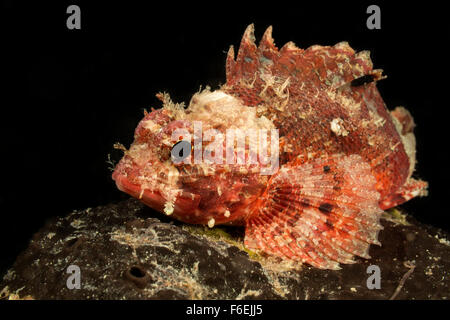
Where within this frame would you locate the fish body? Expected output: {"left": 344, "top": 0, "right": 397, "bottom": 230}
{"left": 112, "top": 25, "right": 427, "bottom": 269}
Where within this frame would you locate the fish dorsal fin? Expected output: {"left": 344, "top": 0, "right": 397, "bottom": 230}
{"left": 224, "top": 24, "right": 381, "bottom": 106}
{"left": 244, "top": 154, "right": 384, "bottom": 270}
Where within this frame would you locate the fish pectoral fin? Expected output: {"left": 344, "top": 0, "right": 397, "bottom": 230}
{"left": 244, "top": 154, "right": 384, "bottom": 270}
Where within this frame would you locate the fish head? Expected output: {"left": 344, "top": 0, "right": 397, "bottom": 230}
{"left": 112, "top": 89, "right": 277, "bottom": 225}
{"left": 112, "top": 104, "right": 198, "bottom": 218}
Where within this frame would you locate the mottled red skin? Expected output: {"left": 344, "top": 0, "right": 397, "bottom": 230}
{"left": 113, "top": 107, "right": 267, "bottom": 226}
{"left": 223, "top": 26, "right": 418, "bottom": 208}
{"left": 112, "top": 25, "right": 428, "bottom": 269}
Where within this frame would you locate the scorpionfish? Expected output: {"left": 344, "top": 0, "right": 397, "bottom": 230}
{"left": 112, "top": 25, "right": 428, "bottom": 269}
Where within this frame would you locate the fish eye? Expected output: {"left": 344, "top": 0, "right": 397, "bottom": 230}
{"left": 171, "top": 140, "right": 191, "bottom": 163}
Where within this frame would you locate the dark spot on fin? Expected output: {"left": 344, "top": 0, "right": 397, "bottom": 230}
{"left": 319, "top": 203, "right": 333, "bottom": 214}
{"left": 351, "top": 74, "right": 375, "bottom": 87}
{"left": 301, "top": 199, "right": 310, "bottom": 207}
{"left": 336, "top": 71, "right": 384, "bottom": 92}
{"left": 325, "top": 220, "right": 334, "bottom": 229}
{"left": 323, "top": 165, "right": 330, "bottom": 173}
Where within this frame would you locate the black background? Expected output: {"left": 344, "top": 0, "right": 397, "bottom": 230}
{"left": 1, "top": 1, "right": 449, "bottom": 277}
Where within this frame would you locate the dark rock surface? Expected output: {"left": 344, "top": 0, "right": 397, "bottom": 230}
{"left": 1, "top": 199, "right": 449, "bottom": 300}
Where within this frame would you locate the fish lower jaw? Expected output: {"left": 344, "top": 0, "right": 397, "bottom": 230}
{"left": 112, "top": 172, "right": 208, "bottom": 219}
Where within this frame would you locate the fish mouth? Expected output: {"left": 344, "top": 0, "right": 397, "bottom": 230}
{"left": 112, "top": 171, "right": 201, "bottom": 218}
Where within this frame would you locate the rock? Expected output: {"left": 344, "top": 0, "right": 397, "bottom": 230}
{"left": 1, "top": 199, "right": 449, "bottom": 300}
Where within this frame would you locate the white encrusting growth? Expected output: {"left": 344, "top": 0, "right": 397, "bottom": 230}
{"left": 330, "top": 118, "right": 349, "bottom": 137}
{"left": 184, "top": 89, "right": 275, "bottom": 131}
{"left": 142, "top": 119, "right": 161, "bottom": 132}
{"left": 164, "top": 201, "right": 174, "bottom": 216}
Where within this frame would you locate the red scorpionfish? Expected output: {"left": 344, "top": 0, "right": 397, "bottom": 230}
{"left": 113, "top": 25, "right": 428, "bottom": 269}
